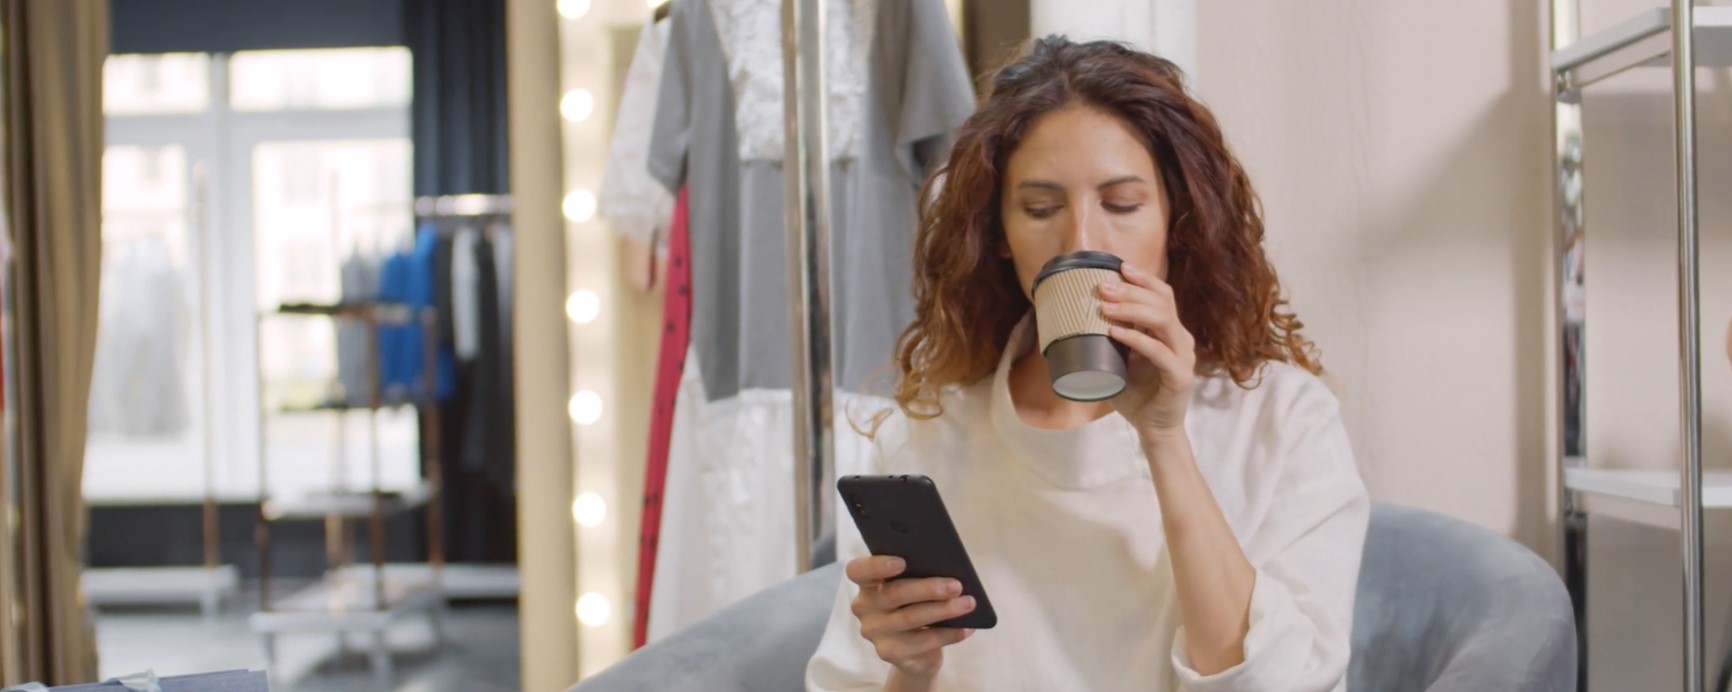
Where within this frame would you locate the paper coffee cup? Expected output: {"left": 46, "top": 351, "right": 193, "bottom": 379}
{"left": 1032, "top": 251, "right": 1129, "bottom": 402}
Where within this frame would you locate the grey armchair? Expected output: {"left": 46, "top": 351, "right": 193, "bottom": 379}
{"left": 574, "top": 503, "right": 1576, "bottom": 691}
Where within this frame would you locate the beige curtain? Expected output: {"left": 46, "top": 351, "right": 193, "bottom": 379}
{"left": 2, "top": 0, "right": 107, "bottom": 684}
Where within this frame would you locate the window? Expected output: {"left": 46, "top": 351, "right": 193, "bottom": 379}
{"left": 103, "top": 53, "right": 211, "bottom": 115}
{"left": 229, "top": 48, "right": 412, "bottom": 111}
{"left": 90, "top": 50, "right": 418, "bottom": 504}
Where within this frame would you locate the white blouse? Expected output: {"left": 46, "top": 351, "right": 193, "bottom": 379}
{"left": 805, "top": 316, "right": 1370, "bottom": 691}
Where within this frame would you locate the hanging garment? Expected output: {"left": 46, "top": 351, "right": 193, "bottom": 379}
{"left": 88, "top": 238, "right": 191, "bottom": 436}
{"left": 644, "top": 358, "right": 884, "bottom": 644}
{"left": 707, "top": 0, "right": 873, "bottom": 164}
{"left": 433, "top": 225, "right": 457, "bottom": 346}
{"left": 633, "top": 188, "right": 692, "bottom": 649}
{"left": 406, "top": 225, "right": 458, "bottom": 402}
{"left": 374, "top": 228, "right": 457, "bottom": 403}
{"left": 460, "top": 233, "right": 514, "bottom": 489}
{"left": 648, "top": 0, "right": 971, "bottom": 404}
{"left": 436, "top": 223, "right": 518, "bottom": 564}
{"left": 599, "top": 18, "right": 677, "bottom": 252}
{"left": 642, "top": 0, "right": 974, "bottom": 641}
{"left": 337, "top": 251, "right": 381, "bottom": 406}
{"left": 450, "top": 228, "right": 482, "bottom": 362}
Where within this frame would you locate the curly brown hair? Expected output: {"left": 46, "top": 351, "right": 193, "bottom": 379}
{"left": 889, "top": 36, "right": 1320, "bottom": 421}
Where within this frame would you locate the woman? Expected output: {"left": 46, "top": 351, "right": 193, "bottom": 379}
{"left": 805, "top": 36, "right": 1369, "bottom": 692}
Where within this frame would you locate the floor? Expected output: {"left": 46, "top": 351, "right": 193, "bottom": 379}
{"left": 95, "top": 588, "right": 520, "bottom": 692}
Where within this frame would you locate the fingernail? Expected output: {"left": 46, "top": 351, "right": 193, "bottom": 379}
{"left": 887, "top": 557, "right": 905, "bottom": 572}
{"left": 1099, "top": 282, "right": 1120, "bottom": 295}
{"left": 946, "top": 580, "right": 962, "bottom": 595}
{"left": 956, "top": 596, "right": 976, "bottom": 612}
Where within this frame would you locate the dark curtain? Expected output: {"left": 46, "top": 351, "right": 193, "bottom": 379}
{"left": 406, "top": 0, "right": 509, "bottom": 197}
{"left": 406, "top": 0, "right": 513, "bottom": 565}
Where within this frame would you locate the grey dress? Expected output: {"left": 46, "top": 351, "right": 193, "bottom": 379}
{"left": 647, "top": 0, "right": 975, "bottom": 402}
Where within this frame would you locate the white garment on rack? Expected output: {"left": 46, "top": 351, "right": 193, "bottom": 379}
{"left": 707, "top": 0, "right": 875, "bottom": 163}
{"left": 645, "top": 348, "right": 882, "bottom": 644}
{"left": 599, "top": 19, "right": 677, "bottom": 250}
{"left": 88, "top": 238, "right": 191, "bottom": 436}
{"left": 337, "top": 252, "right": 381, "bottom": 406}
{"left": 451, "top": 228, "right": 481, "bottom": 361}
{"left": 491, "top": 225, "right": 513, "bottom": 343}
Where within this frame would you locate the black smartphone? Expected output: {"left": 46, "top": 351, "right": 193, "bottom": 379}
{"left": 836, "top": 474, "right": 997, "bottom": 629}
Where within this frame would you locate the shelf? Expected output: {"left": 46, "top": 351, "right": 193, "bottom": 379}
{"left": 82, "top": 565, "right": 240, "bottom": 615}
{"left": 273, "top": 302, "right": 423, "bottom": 326}
{"left": 265, "top": 481, "right": 433, "bottom": 521}
{"left": 1564, "top": 467, "right": 1732, "bottom": 528}
{"left": 249, "top": 575, "right": 441, "bottom": 634}
{"left": 278, "top": 397, "right": 422, "bottom": 414}
{"left": 1564, "top": 467, "right": 1732, "bottom": 506}
{"left": 1553, "top": 7, "right": 1732, "bottom": 91}
{"left": 333, "top": 563, "right": 520, "bottom": 601}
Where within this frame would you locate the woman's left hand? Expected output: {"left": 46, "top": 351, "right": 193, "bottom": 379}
{"left": 1100, "top": 263, "right": 1197, "bottom": 443}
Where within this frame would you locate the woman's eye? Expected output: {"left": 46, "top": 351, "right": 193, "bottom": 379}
{"left": 1025, "top": 206, "right": 1060, "bottom": 219}
{"left": 1104, "top": 202, "right": 1143, "bottom": 214}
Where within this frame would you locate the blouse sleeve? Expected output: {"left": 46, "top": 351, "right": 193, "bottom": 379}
{"left": 597, "top": 18, "right": 675, "bottom": 249}
{"left": 1171, "top": 383, "right": 1370, "bottom": 692}
{"left": 647, "top": 0, "right": 694, "bottom": 193}
{"left": 805, "top": 420, "right": 899, "bottom": 691}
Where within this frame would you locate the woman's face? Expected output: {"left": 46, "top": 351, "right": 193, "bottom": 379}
{"left": 1001, "top": 105, "right": 1170, "bottom": 297}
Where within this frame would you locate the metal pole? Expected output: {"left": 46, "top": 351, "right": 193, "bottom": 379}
{"left": 367, "top": 308, "right": 386, "bottom": 610}
{"left": 782, "top": 0, "right": 837, "bottom": 574}
{"left": 1550, "top": 2, "right": 1589, "bottom": 689}
{"left": 194, "top": 164, "right": 221, "bottom": 573}
{"left": 1671, "top": 1, "right": 1705, "bottom": 690}
{"left": 254, "top": 313, "right": 273, "bottom": 612}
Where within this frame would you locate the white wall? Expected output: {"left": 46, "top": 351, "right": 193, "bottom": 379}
{"left": 1193, "top": 1, "right": 1732, "bottom": 688}
{"left": 1196, "top": 0, "right": 1555, "bottom": 549}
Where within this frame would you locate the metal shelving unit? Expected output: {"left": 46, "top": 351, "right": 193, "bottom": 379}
{"left": 248, "top": 302, "right": 447, "bottom": 688}
{"left": 1551, "top": 2, "right": 1712, "bottom": 689}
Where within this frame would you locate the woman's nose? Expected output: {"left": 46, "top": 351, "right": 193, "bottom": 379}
{"left": 1060, "top": 203, "right": 1105, "bottom": 254}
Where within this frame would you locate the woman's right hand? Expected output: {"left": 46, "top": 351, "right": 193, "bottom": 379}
{"left": 846, "top": 555, "right": 977, "bottom": 681}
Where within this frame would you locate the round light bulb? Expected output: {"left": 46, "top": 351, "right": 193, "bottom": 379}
{"left": 560, "top": 89, "right": 595, "bottom": 123}
{"left": 563, "top": 189, "right": 597, "bottom": 223}
{"left": 565, "top": 289, "right": 601, "bottom": 324}
{"left": 577, "top": 592, "right": 612, "bottom": 627}
{"left": 569, "top": 390, "right": 603, "bottom": 426}
{"left": 557, "top": 0, "right": 590, "bottom": 19}
{"left": 573, "top": 492, "right": 608, "bottom": 527}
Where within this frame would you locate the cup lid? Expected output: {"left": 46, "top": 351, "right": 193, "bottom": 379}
{"left": 1033, "top": 251, "right": 1124, "bottom": 291}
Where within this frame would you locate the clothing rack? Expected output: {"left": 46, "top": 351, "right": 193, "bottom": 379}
{"left": 402, "top": 191, "right": 522, "bottom": 597}
{"left": 1549, "top": 2, "right": 1718, "bottom": 690}
{"left": 413, "top": 193, "right": 513, "bottom": 219}
{"left": 783, "top": 0, "right": 838, "bottom": 575}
